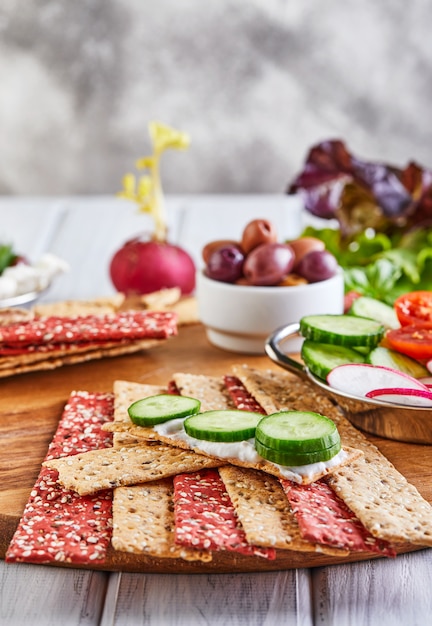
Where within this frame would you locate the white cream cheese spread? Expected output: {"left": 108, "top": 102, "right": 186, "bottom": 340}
{"left": 154, "top": 417, "right": 347, "bottom": 483}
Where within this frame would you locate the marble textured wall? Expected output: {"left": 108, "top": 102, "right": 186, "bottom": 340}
{"left": 1, "top": 0, "right": 431, "bottom": 196}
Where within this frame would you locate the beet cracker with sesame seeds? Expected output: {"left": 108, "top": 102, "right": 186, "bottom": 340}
{"left": 0, "top": 308, "right": 178, "bottom": 378}
{"left": 6, "top": 392, "right": 114, "bottom": 565}
{"left": 173, "top": 468, "right": 276, "bottom": 559}
{"left": 0, "top": 310, "right": 177, "bottom": 347}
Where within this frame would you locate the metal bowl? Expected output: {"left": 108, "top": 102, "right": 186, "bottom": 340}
{"left": 0, "top": 289, "right": 45, "bottom": 309}
{"left": 265, "top": 323, "right": 432, "bottom": 445}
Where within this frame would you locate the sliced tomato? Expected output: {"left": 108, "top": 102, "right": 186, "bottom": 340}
{"left": 386, "top": 326, "right": 432, "bottom": 361}
{"left": 394, "top": 291, "right": 432, "bottom": 328}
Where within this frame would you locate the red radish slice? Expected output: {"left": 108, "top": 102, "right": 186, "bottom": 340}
{"left": 366, "top": 387, "right": 432, "bottom": 407}
{"left": 327, "top": 363, "right": 429, "bottom": 399}
{"left": 427, "top": 359, "right": 432, "bottom": 375}
{"left": 419, "top": 376, "right": 432, "bottom": 388}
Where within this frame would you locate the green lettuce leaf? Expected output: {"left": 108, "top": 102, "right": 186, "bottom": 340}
{"left": 298, "top": 226, "right": 432, "bottom": 304}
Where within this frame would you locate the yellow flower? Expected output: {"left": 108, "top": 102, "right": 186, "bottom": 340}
{"left": 135, "top": 156, "right": 155, "bottom": 170}
{"left": 118, "top": 173, "right": 137, "bottom": 200}
{"left": 149, "top": 121, "right": 190, "bottom": 153}
{"left": 118, "top": 121, "right": 190, "bottom": 241}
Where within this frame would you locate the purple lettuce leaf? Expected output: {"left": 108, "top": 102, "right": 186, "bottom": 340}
{"left": 288, "top": 139, "right": 432, "bottom": 239}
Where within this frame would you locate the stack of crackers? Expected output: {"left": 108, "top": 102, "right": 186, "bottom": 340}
{"left": 6, "top": 365, "right": 432, "bottom": 568}
{"left": 0, "top": 288, "right": 198, "bottom": 378}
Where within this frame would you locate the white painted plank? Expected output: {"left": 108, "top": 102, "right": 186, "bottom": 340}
{"left": 312, "top": 549, "right": 432, "bottom": 626}
{"left": 0, "top": 561, "right": 108, "bottom": 626}
{"left": 296, "top": 568, "right": 315, "bottom": 626}
{"left": 100, "top": 570, "right": 313, "bottom": 626}
{"left": 0, "top": 198, "right": 65, "bottom": 261}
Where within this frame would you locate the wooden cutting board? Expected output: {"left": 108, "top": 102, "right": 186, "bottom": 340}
{"left": 1, "top": 324, "right": 431, "bottom": 572}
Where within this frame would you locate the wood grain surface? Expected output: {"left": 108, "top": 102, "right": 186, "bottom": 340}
{"left": 1, "top": 324, "right": 431, "bottom": 572}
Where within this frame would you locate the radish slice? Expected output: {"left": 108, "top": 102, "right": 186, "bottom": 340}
{"left": 327, "top": 363, "right": 429, "bottom": 399}
{"left": 366, "top": 387, "right": 432, "bottom": 407}
{"left": 427, "top": 359, "right": 432, "bottom": 375}
{"left": 419, "top": 376, "right": 432, "bottom": 388}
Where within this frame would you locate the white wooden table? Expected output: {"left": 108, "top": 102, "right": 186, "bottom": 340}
{"left": 1, "top": 196, "right": 432, "bottom": 626}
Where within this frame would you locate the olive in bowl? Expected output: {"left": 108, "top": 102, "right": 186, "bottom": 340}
{"left": 197, "top": 219, "right": 344, "bottom": 354}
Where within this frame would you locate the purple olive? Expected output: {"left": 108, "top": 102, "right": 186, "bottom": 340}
{"left": 205, "top": 245, "right": 245, "bottom": 283}
{"left": 295, "top": 249, "right": 338, "bottom": 283}
{"left": 202, "top": 239, "right": 241, "bottom": 264}
{"left": 243, "top": 243, "right": 295, "bottom": 286}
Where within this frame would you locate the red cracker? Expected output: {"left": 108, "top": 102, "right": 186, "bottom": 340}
{"left": 173, "top": 469, "right": 275, "bottom": 559}
{"left": 6, "top": 392, "right": 114, "bottom": 565}
{"left": 0, "top": 310, "right": 177, "bottom": 348}
{"left": 281, "top": 479, "right": 396, "bottom": 557}
{"left": 223, "top": 375, "right": 265, "bottom": 413}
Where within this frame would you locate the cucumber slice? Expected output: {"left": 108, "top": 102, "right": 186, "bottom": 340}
{"left": 301, "top": 339, "right": 366, "bottom": 380}
{"left": 184, "top": 409, "right": 262, "bottom": 442}
{"left": 299, "top": 314, "right": 384, "bottom": 348}
{"left": 255, "top": 411, "right": 340, "bottom": 453}
{"left": 352, "top": 346, "right": 370, "bottom": 355}
{"left": 128, "top": 394, "right": 201, "bottom": 426}
{"left": 255, "top": 438, "right": 341, "bottom": 466}
{"left": 349, "top": 296, "right": 400, "bottom": 330}
{"left": 367, "top": 346, "right": 429, "bottom": 379}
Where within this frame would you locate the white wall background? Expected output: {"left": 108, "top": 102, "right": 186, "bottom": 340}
{"left": 1, "top": 0, "right": 431, "bottom": 196}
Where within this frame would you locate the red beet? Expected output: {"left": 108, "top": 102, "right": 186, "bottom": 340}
{"left": 109, "top": 238, "right": 196, "bottom": 295}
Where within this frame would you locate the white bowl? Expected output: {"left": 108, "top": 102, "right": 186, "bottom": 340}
{"left": 196, "top": 270, "right": 345, "bottom": 354}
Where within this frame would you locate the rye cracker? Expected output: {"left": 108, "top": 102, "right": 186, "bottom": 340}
{"left": 112, "top": 479, "right": 211, "bottom": 562}
{"left": 110, "top": 380, "right": 168, "bottom": 445}
{"left": 32, "top": 294, "right": 125, "bottom": 317}
{"left": 234, "top": 365, "right": 432, "bottom": 547}
{"left": 140, "top": 287, "right": 182, "bottom": 309}
{"left": 0, "top": 338, "right": 163, "bottom": 378}
{"left": 0, "top": 307, "right": 34, "bottom": 326}
{"left": 173, "top": 373, "right": 236, "bottom": 410}
{"left": 112, "top": 380, "right": 166, "bottom": 447}
{"left": 44, "top": 441, "right": 223, "bottom": 496}
{"left": 113, "top": 380, "right": 167, "bottom": 426}
{"left": 168, "top": 296, "right": 198, "bottom": 325}
{"left": 0, "top": 338, "right": 162, "bottom": 369}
